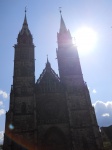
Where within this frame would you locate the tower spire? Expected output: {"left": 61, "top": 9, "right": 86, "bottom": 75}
{"left": 19, "top": 8, "right": 32, "bottom": 36}
{"left": 59, "top": 9, "right": 67, "bottom": 33}
{"left": 47, "top": 54, "right": 49, "bottom": 63}
{"left": 46, "top": 55, "right": 51, "bottom": 68}
{"left": 17, "top": 9, "right": 33, "bottom": 45}
{"left": 23, "top": 7, "right": 28, "bottom": 26}
{"left": 57, "top": 10, "right": 72, "bottom": 46}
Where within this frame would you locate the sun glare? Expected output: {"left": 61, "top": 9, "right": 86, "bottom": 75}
{"left": 73, "top": 27, "right": 97, "bottom": 53}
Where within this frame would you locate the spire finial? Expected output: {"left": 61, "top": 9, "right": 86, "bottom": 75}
{"left": 23, "top": 7, "right": 28, "bottom": 26}
{"left": 46, "top": 55, "right": 51, "bottom": 68}
{"left": 47, "top": 54, "right": 49, "bottom": 62}
{"left": 59, "top": 8, "right": 67, "bottom": 33}
{"left": 25, "top": 6, "right": 27, "bottom": 14}
{"left": 59, "top": 7, "right": 62, "bottom": 15}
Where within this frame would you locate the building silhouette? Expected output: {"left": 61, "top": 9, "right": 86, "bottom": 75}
{"left": 3, "top": 11, "right": 103, "bottom": 150}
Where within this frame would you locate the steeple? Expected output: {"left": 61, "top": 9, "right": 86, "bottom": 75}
{"left": 57, "top": 12, "right": 83, "bottom": 83}
{"left": 20, "top": 9, "right": 31, "bottom": 36}
{"left": 46, "top": 55, "right": 51, "bottom": 69}
{"left": 23, "top": 8, "right": 28, "bottom": 26}
{"left": 17, "top": 9, "right": 33, "bottom": 45}
{"left": 59, "top": 14, "right": 67, "bottom": 33}
{"left": 57, "top": 12, "right": 72, "bottom": 46}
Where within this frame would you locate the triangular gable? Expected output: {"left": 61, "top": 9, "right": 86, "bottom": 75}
{"left": 36, "top": 65, "right": 60, "bottom": 85}
{"left": 35, "top": 61, "right": 63, "bottom": 93}
{"left": 36, "top": 61, "right": 63, "bottom": 93}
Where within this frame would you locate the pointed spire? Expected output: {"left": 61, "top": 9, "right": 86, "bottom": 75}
{"left": 47, "top": 55, "right": 49, "bottom": 63}
{"left": 19, "top": 8, "right": 31, "bottom": 36}
{"left": 59, "top": 10, "right": 67, "bottom": 33}
{"left": 23, "top": 7, "right": 28, "bottom": 27}
{"left": 57, "top": 10, "right": 72, "bottom": 46}
{"left": 46, "top": 55, "right": 51, "bottom": 69}
{"left": 17, "top": 8, "right": 33, "bottom": 45}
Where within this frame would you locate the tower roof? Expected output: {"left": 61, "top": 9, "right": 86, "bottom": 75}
{"left": 23, "top": 10, "right": 28, "bottom": 26}
{"left": 59, "top": 14, "right": 67, "bottom": 33}
{"left": 19, "top": 10, "right": 31, "bottom": 36}
{"left": 57, "top": 12, "right": 72, "bottom": 46}
{"left": 46, "top": 55, "right": 51, "bottom": 69}
{"left": 17, "top": 10, "right": 33, "bottom": 45}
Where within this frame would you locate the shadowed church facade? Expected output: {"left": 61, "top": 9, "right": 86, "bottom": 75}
{"left": 3, "top": 12, "right": 103, "bottom": 150}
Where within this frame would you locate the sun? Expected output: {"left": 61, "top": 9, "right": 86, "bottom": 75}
{"left": 73, "top": 26, "right": 97, "bottom": 53}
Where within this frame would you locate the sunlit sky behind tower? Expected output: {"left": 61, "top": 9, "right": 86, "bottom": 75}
{"left": 1, "top": 0, "right": 112, "bottom": 143}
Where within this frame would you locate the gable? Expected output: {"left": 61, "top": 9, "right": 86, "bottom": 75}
{"left": 35, "top": 63, "right": 64, "bottom": 93}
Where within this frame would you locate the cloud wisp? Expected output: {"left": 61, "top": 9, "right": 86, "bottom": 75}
{"left": 0, "top": 109, "right": 5, "bottom": 115}
{"left": 0, "top": 100, "right": 5, "bottom": 116}
{"left": 0, "top": 101, "right": 3, "bottom": 106}
{"left": 102, "top": 113, "right": 110, "bottom": 117}
{"left": 0, "top": 90, "right": 8, "bottom": 99}
{"left": 93, "top": 101, "right": 112, "bottom": 127}
{"left": 0, "top": 131, "right": 4, "bottom": 144}
{"left": 92, "top": 89, "right": 97, "bottom": 94}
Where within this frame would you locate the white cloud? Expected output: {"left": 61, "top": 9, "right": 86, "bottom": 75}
{"left": 102, "top": 113, "right": 110, "bottom": 117}
{"left": 0, "top": 90, "right": 8, "bottom": 99}
{"left": 0, "top": 131, "right": 4, "bottom": 144}
{"left": 92, "top": 89, "right": 97, "bottom": 94}
{"left": 0, "top": 109, "right": 5, "bottom": 115}
{"left": 0, "top": 101, "right": 3, "bottom": 106}
{"left": 93, "top": 101, "right": 112, "bottom": 126}
{"left": 93, "top": 101, "right": 112, "bottom": 109}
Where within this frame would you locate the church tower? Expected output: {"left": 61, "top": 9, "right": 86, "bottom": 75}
{"left": 57, "top": 13, "right": 103, "bottom": 150}
{"left": 57, "top": 13, "right": 83, "bottom": 85}
{"left": 3, "top": 11, "right": 36, "bottom": 149}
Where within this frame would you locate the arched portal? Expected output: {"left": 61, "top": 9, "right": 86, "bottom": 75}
{"left": 42, "top": 127, "right": 68, "bottom": 150}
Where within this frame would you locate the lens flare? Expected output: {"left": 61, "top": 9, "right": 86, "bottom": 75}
{"left": 73, "top": 26, "right": 97, "bottom": 53}
{"left": 9, "top": 124, "right": 14, "bottom": 130}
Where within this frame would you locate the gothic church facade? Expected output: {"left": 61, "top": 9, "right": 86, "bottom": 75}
{"left": 3, "top": 12, "right": 103, "bottom": 150}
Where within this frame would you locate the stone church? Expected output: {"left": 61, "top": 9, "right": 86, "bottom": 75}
{"left": 3, "top": 11, "right": 103, "bottom": 150}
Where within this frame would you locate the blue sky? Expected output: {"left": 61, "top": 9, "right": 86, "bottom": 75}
{"left": 1, "top": 0, "right": 112, "bottom": 143}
